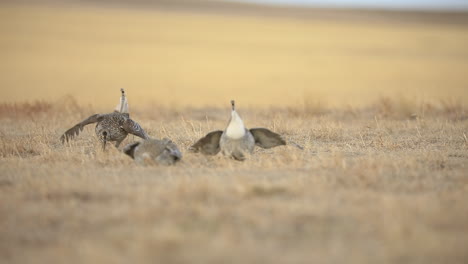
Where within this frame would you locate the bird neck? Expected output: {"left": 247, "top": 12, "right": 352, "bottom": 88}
{"left": 225, "top": 110, "right": 246, "bottom": 139}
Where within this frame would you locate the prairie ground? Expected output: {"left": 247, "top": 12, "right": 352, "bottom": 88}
{"left": 1, "top": 1, "right": 468, "bottom": 263}
{"left": 0, "top": 99, "right": 467, "bottom": 264}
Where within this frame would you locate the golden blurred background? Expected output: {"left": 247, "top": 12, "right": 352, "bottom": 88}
{"left": 1, "top": 1, "right": 467, "bottom": 108}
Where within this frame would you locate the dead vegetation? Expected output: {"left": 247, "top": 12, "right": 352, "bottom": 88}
{"left": 0, "top": 99, "right": 467, "bottom": 264}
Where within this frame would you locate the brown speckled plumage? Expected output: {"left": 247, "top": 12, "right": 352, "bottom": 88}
{"left": 60, "top": 88, "right": 148, "bottom": 150}
{"left": 61, "top": 112, "right": 149, "bottom": 149}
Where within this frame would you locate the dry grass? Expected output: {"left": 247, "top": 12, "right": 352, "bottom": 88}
{"left": 1, "top": 99, "right": 467, "bottom": 264}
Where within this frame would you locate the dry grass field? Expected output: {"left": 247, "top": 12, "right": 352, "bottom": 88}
{"left": 1, "top": 1, "right": 468, "bottom": 264}
{"left": 1, "top": 99, "right": 467, "bottom": 264}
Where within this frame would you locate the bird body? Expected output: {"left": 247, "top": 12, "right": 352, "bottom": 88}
{"left": 61, "top": 111, "right": 148, "bottom": 150}
{"left": 220, "top": 130, "right": 255, "bottom": 160}
{"left": 123, "top": 138, "right": 182, "bottom": 165}
{"left": 190, "top": 100, "right": 286, "bottom": 161}
{"left": 60, "top": 89, "right": 148, "bottom": 150}
{"left": 95, "top": 113, "right": 130, "bottom": 144}
{"left": 97, "top": 112, "right": 148, "bottom": 146}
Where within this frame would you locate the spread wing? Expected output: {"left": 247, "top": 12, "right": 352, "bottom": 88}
{"left": 60, "top": 114, "right": 102, "bottom": 143}
{"left": 122, "top": 119, "right": 149, "bottom": 140}
{"left": 249, "top": 128, "right": 286, "bottom": 149}
{"left": 188, "top": 130, "right": 223, "bottom": 155}
{"left": 123, "top": 142, "right": 140, "bottom": 159}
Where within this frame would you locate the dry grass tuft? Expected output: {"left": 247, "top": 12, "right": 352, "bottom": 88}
{"left": 374, "top": 97, "right": 467, "bottom": 120}
{"left": 0, "top": 101, "right": 53, "bottom": 119}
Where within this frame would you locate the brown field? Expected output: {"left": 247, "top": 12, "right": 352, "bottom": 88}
{"left": 1, "top": 2, "right": 468, "bottom": 264}
{"left": 1, "top": 99, "right": 467, "bottom": 263}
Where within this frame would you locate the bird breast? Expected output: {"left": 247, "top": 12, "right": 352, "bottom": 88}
{"left": 225, "top": 111, "right": 246, "bottom": 139}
